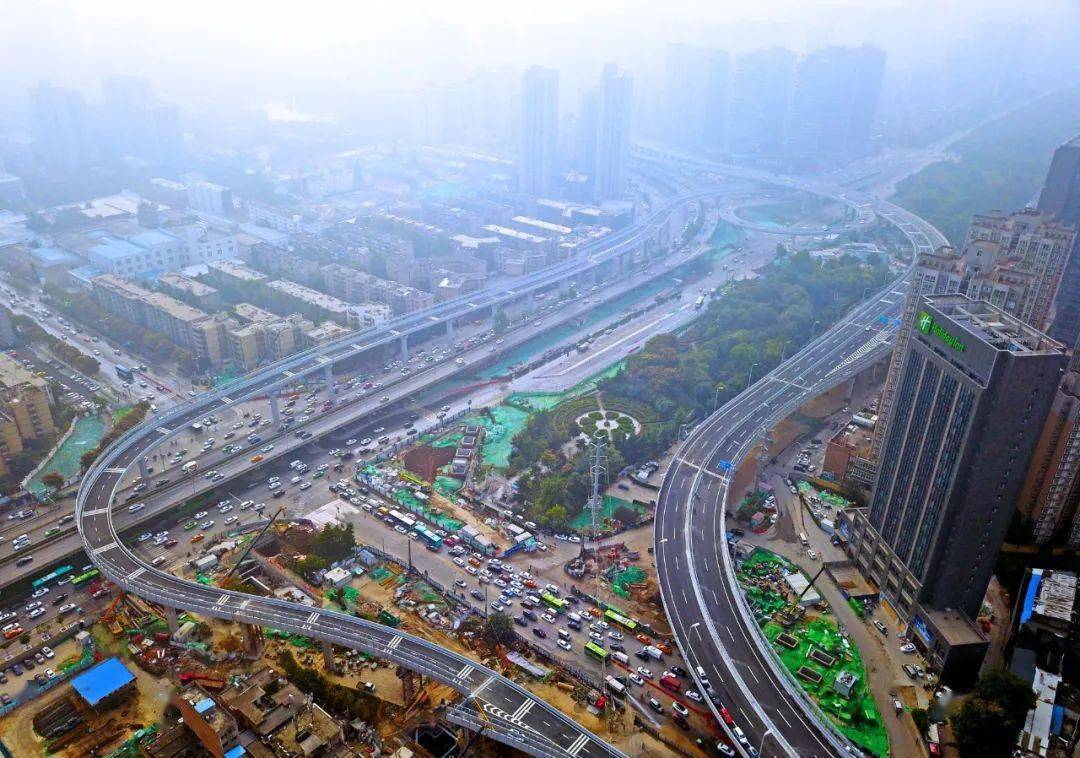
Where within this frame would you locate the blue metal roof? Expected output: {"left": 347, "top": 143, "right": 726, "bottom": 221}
{"left": 194, "top": 697, "right": 216, "bottom": 714}
{"left": 224, "top": 746, "right": 247, "bottom": 758}
{"left": 31, "top": 246, "right": 78, "bottom": 265}
{"left": 70, "top": 657, "right": 135, "bottom": 706}
{"left": 89, "top": 237, "right": 145, "bottom": 261}
{"left": 126, "top": 229, "right": 178, "bottom": 248}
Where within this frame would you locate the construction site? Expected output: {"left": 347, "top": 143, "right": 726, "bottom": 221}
{"left": 734, "top": 547, "right": 889, "bottom": 757}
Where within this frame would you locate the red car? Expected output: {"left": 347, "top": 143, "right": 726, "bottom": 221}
{"left": 719, "top": 705, "right": 734, "bottom": 725}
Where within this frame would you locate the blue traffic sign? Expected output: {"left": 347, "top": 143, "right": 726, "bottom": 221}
{"left": 717, "top": 460, "right": 733, "bottom": 472}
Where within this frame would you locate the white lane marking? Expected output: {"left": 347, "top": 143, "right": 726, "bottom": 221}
{"left": 104, "top": 467, "right": 126, "bottom": 474}
{"left": 94, "top": 542, "right": 118, "bottom": 554}
{"left": 471, "top": 676, "right": 494, "bottom": 699}
{"left": 567, "top": 734, "right": 591, "bottom": 756}
{"left": 511, "top": 699, "right": 535, "bottom": 721}
{"left": 127, "top": 567, "right": 145, "bottom": 581}
{"left": 386, "top": 635, "right": 403, "bottom": 651}
{"left": 83, "top": 508, "right": 110, "bottom": 516}
{"left": 456, "top": 664, "right": 473, "bottom": 681}
{"left": 156, "top": 426, "right": 171, "bottom": 435}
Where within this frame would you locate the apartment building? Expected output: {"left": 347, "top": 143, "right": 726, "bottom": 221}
{"left": 266, "top": 280, "right": 351, "bottom": 326}
{"left": 0, "top": 354, "right": 57, "bottom": 476}
{"left": 158, "top": 272, "right": 220, "bottom": 311}
{"left": 91, "top": 275, "right": 229, "bottom": 365}
{"left": 319, "top": 263, "right": 434, "bottom": 315}
{"left": 227, "top": 313, "right": 309, "bottom": 370}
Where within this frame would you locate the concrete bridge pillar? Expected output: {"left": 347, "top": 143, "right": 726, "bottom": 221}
{"left": 324, "top": 363, "right": 334, "bottom": 402}
{"left": 139, "top": 457, "right": 150, "bottom": 481}
{"left": 163, "top": 605, "right": 178, "bottom": 635}
{"left": 399, "top": 334, "right": 408, "bottom": 359}
{"left": 446, "top": 319, "right": 454, "bottom": 340}
{"left": 242, "top": 624, "right": 265, "bottom": 659}
{"left": 269, "top": 392, "right": 280, "bottom": 425}
{"left": 322, "top": 639, "right": 336, "bottom": 672}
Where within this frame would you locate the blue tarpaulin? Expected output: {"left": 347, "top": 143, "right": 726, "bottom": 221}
{"left": 1019, "top": 569, "right": 1044, "bottom": 625}
{"left": 70, "top": 657, "right": 135, "bottom": 706}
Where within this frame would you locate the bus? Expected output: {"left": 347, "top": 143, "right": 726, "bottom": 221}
{"left": 584, "top": 641, "right": 608, "bottom": 662}
{"left": 71, "top": 568, "right": 100, "bottom": 587}
{"left": 116, "top": 365, "right": 134, "bottom": 382}
{"left": 540, "top": 592, "right": 567, "bottom": 612}
{"left": 388, "top": 509, "right": 417, "bottom": 530}
{"left": 32, "top": 564, "right": 74, "bottom": 590}
{"left": 604, "top": 608, "right": 638, "bottom": 632}
{"left": 415, "top": 525, "right": 442, "bottom": 551}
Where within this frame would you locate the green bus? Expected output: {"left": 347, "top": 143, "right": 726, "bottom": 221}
{"left": 72, "top": 568, "right": 100, "bottom": 587}
{"left": 584, "top": 641, "right": 608, "bottom": 662}
{"left": 604, "top": 608, "right": 638, "bottom": 632}
{"left": 32, "top": 565, "right": 74, "bottom": 590}
{"left": 540, "top": 592, "right": 567, "bottom": 612}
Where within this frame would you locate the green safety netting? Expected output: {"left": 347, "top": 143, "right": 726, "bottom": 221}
{"left": 267, "top": 629, "right": 314, "bottom": 648}
{"left": 368, "top": 567, "right": 393, "bottom": 583}
{"left": 607, "top": 566, "right": 646, "bottom": 598}
{"left": 570, "top": 495, "right": 646, "bottom": 530}
{"left": 434, "top": 476, "right": 464, "bottom": 497}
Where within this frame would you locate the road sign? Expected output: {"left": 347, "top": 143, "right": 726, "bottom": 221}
{"left": 717, "top": 460, "right": 733, "bottom": 472}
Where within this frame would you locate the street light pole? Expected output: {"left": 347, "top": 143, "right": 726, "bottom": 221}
{"left": 746, "top": 363, "right": 759, "bottom": 387}
{"left": 757, "top": 728, "right": 775, "bottom": 757}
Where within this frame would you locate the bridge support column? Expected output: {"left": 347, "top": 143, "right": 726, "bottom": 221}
{"left": 446, "top": 319, "right": 454, "bottom": 340}
{"left": 163, "top": 605, "right": 178, "bottom": 635}
{"left": 269, "top": 392, "right": 280, "bottom": 425}
{"left": 399, "top": 334, "right": 408, "bottom": 359}
{"left": 242, "top": 624, "right": 265, "bottom": 659}
{"left": 322, "top": 640, "right": 337, "bottom": 672}
{"left": 324, "top": 363, "right": 334, "bottom": 402}
{"left": 139, "top": 456, "right": 150, "bottom": 481}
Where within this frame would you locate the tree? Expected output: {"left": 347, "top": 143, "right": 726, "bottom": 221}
{"left": 911, "top": 707, "right": 929, "bottom": 736}
{"left": 295, "top": 554, "right": 329, "bottom": 578}
{"left": 80, "top": 449, "right": 98, "bottom": 471}
{"left": 41, "top": 471, "right": 64, "bottom": 493}
{"left": 951, "top": 669, "right": 1036, "bottom": 758}
{"left": 483, "top": 612, "right": 516, "bottom": 646}
{"left": 613, "top": 504, "right": 638, "bottom": 527}
{"left": 493, "top": 310, "right": 510, "bottom": 335}
{"left": 136, "top": 201, "right": 160, "bottom": 228}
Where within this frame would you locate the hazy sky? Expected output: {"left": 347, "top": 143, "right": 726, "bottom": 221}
{"left": 3, "top": 0, "right": 1079, "bottom": 115}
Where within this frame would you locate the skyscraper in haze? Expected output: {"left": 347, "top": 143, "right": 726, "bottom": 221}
{"left": 29, "top": 81, "right": 90, "bottom": 170}
{"left": 574, "top": 87, "right": 600, "bottom": 176}
{"left": 727, "top": 48, "right": 795, "bottom": 161}
{"left": 518, "top": 66, "right": 559, "bottom": 197}
{"left": 593, "top": 64, "right": 633, "bottom": 200}
{"left": 786, "top": 45, "right": 885, "bottom": 169}
{"left": 663, "top": 44, "right": 729, "bottom": 153}
{"left": 1038, "top": 136, "right": 1080, "bottom": 347}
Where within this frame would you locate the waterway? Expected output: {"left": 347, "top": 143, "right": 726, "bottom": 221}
{"left": 27, "top": 415, "right": 106, "bottom": 495}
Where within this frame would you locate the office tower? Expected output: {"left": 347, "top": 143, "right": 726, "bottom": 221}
{"left": 1038, "top": 136, "right": 1080, "bottom": 347}
{"left": 187, "top": 180, "right": 234, "bottom": 216}
{"left": 593, "top": 64, "right": 633, "bottom": 200}
{"left": 727, "top": 48, "right": 796, "bottom": 160}
{"left": 574, "top": 87, "right": 600, "bottom": 176}
{"left": 663, "top": 44, "right": 730, "bottom": 152}
{"left": 518, "top": 66, "right": 559, "bottom": 197}
{"left": 29, "top": 81, "right": 91, "bottom": 169}
{"left": 845, "top": 296, "right": 1066, "bottom": 682}
{"left": 786, "top": 45, "right": 885, "bottom": 169}
{"left": 1019, "top": 348, "right": 1080, "bottom": 546}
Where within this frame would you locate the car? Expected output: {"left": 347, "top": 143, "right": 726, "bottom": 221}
{"left": 127, "top": 503, "right": 145, "bottom": 513}
{"left": 670, "top": 665, "right": 688, "bottom": 678}
{"left": 541, "top": 612, "right": 557, "bottom": 624}
{"left": 261, "top": 444, "right": 274, "bottom": 453}
{"left": 393, "top": 525, "right": 407, "bottom": 535}
{"left": 629, "top": 673, "right": 645, "bottom": 686}
{"left": 199, "top": 520, "right": 214, "bottom": 529}
{"left": 588, "top": 631, "right": 603, "bottom": 643}
{"left": 636, "top": 633, "right": 652, "bottom": 645}
{"left": 28, "top": 607, "right": 45, "bottom": 619}
{"left": 224, "top": 515, "right": 238, "bottom": 524}
{"left": 299, "top": 482, "right": 311, "bottom": 490}
{"left": 57, "top": 603, "right": 76, "bottom": 614}
{"left": 490, "top": 601, "right": 504, "bottom": 612}
{"left": 685, "top": 689, "right": 703, "bottom": 702}
{"left": 466, "top": 565, "right": 478, "bottom": 575}
{"left": 532, "top": 627, "right": 546, "bottom": 638}
{"left": 25, "top": 601, "right": 43, "bottom": 612}
{"left": 873, "top": 620, "right": 888, "bottom": 636}
{"left": 0, "top": 694, "right": 11, "bottom": 706}
{"left": 672, "top": 701, "right": 689, "bottom": 717}
{"left": 648, "top": 697, "right": 663, "bottom": 714}
{"left": 716, "top": 743, "right": 736, "bottom": 757}
{"left": 31, "top": 587, "right": 49, "bottom": 599}
{"left": 469, "top": 589, "right": 484, "bottom": 601}
{"left": 194, "top": 511, "right": 208, "bottom": 519}
{"left": 807, "top": 549, "right": 818, "bottom": 560}
{"left": 899, "top": 642, "right": 916, "bottom": 654}
{"left": 608, "top": 630, "right": 624, "bottom": 640}
{"left": 183, "top": 520, "right": 197, "bottom": 530}
{"left": 453, "top": 557, "right": 466, "bottom": 567}
{"left": 454, "top": 579, "right": 467, "bottom": 589}
{"left": 610, "top": 642, "right": 626, "bottom": 653}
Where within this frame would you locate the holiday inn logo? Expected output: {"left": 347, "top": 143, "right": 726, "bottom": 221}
{"left": 917, "top": 310, "right": 966, "bottom": 353}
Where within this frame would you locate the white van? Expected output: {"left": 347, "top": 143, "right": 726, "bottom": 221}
{"left": 612, "top": 651, "right": 630, "bottom": 665}
{"left": 696, "top": 665, "right": 710, "bottom": 687}
{"left": 152, "top": 555, "right": 168, "bottom": 567}
{"left": 605, "top": 676, "right": 626, "bottom": 696}
{"left": 799, "top": 532, "right": 809, "bottom": 546}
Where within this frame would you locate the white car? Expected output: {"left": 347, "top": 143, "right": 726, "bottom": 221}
{"left": 629, "top": 673, "right": 645, "bottom": 686}
{"left": 453, "top": 557, "right": 466, "bottom": 567}
{"left": 557, "top": 639, "right": 572, "bottom": 651}
{"left": 637, "top": 667, "right": 654, "bottom": 679}
{"left": 685, "top": 689, "right": 703, "bottom": 702}
{"left": 672, "top": 701, "right": 689, "bottom": 717}
{"left": 224, "top": 515, "right": 238, "bottom": 524}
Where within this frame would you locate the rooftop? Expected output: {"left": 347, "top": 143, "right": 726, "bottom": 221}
{"left": 0, "top": 354, "right": 46, "bottom": 391}
{"left": 234, "top": 302, "right": 280, "bottom": 324}
{"left": 208, "top": 259, "right": 268, "bottom": 282}
{"left": 71, "top": 657, "right": 136, "bottom": 707}
{"left": 511, "top": 215, "right": 572, "bottom": 235}
{"left": 1032, "top": 569, "right": 1077, "bottom": 624}
{"left": 924, "top": 294, "right": 1065, "bottom": 355}
{"left": 159, "top": 272, "right": 217, "bottom": 298}
{"left": 482, "top": 224, "right": 548, "bottom": 244}
{"left": 268, "top": 280, "right": 350, "bottom": 314}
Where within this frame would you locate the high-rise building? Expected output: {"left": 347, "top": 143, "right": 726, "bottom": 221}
{"left": 961, "top": 208, "right": 1076, "bottom": 331}
{"left": 727, "top": 48, "right": 796, "bottom": 160}
{"left": 518, "top": 66, "right": 559, "bottom": 196}
{"left": 29, "top": 81, "right": 91, "bottom": 169}
{"left": 786, "top": 45, "right": 885, "bottom": 169}
{"left": 574, "top": 87, "right": 600, "bottom": 176}
{"left": 593, "top": 64, "right": 633, "bottom": 200}
{"left": 1037, "top": 136, "right": 1080, "bottom": 346}
{"left": 844, "top": 295, "right": 1066, "bottom": 684}
{"left": 187, "top": 180, "right": 234, "bottom": 216}
{"left": 1019, "top": 349, "right": 1080, "bottom": 547}
{"left": 663, "top": 44, "right": 729, "bottom": 152}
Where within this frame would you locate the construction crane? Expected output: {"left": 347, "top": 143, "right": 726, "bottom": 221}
{"left": 221, "top": 507, "right": 286, "bottom": 583}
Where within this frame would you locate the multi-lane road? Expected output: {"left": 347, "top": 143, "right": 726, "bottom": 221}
{"left": 649, "top": 153, "right": 948, "bottom": 756}
{"left": 68, "top": 152, "right": 920, "bottom": 755}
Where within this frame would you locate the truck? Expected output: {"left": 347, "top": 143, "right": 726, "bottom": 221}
{"left": 181, "top": 461, "right": 199, "bottom": 475}
{"left": 605, "top": 676, "right": 626, "bottom": 697}
{"left": 694, "top": 294, "right": 706, "bottom": 309}
{"left": 660, "top": 672, "right": 681, "bottom": 692}
{"left": 643, "top": 645, "right": 664, "bottom": 661}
